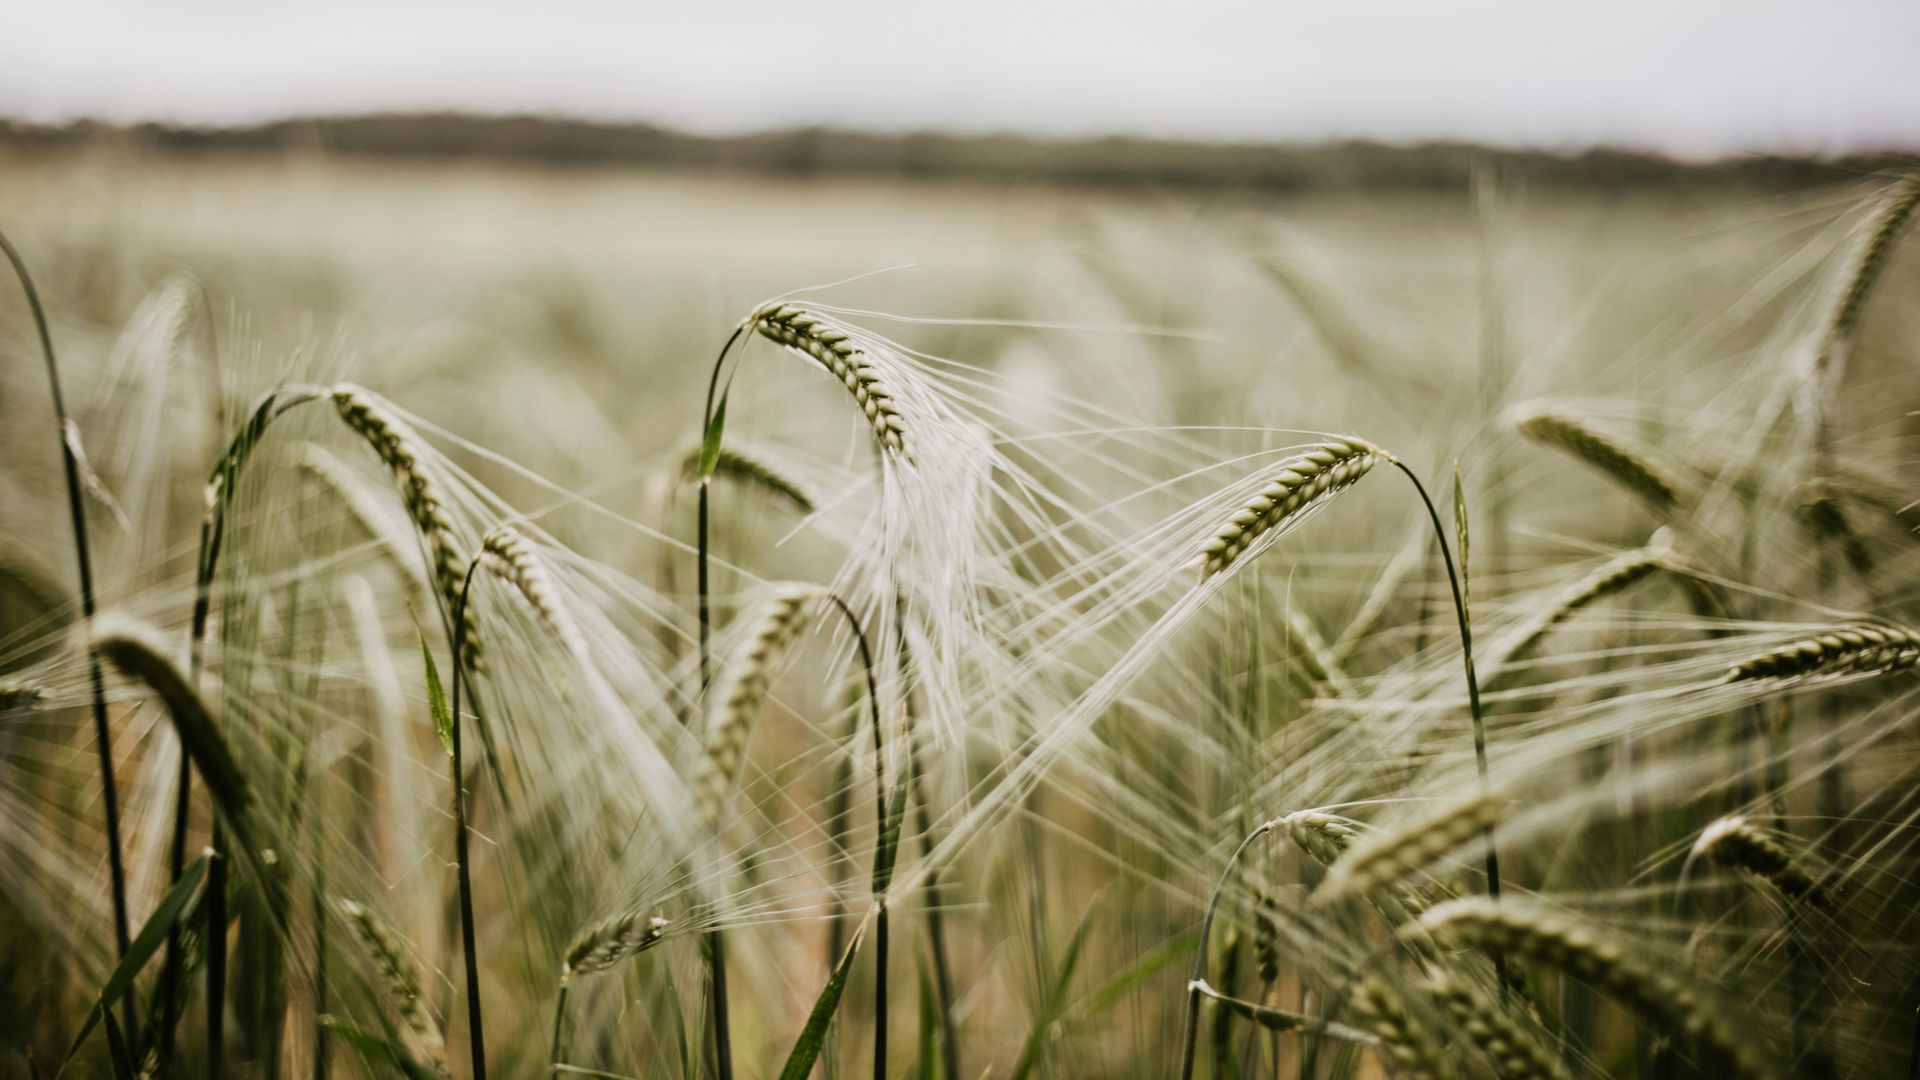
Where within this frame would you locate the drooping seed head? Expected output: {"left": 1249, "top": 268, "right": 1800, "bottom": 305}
{"left": 1483, "top": 538, "right": 1674, "bottom": 686}
{"left": 1200, "top": 437, "right": 1385, "bottom": 577}
{"left": 694, "top": 582, "right": 823, "bottom": 829}
{"left": 1315, "top": 794, "right": 1507, "bottom": 904}
{"left": 1346, "top": 977, "right": 1450, "bottom": 1080}
{"left": 1692, "top": 815, "right": 1832, "bottom": 908}
{"left": 1823, "top": 170, "right": 1920, "bottom": 358}
{"left": 479, "top": 526, "right": 588, "bottom": 663}
{"left": 330, "top": 384, "right": 481, "bottom": 671}
{"left": 1723, "top": 621, "right": 1920, "bottom": 683}
{"left": 1283, "top": 810, "right": 1435, "bottom": 933}
{"left": 1512, "top": 405, "right": 1679, "bottom": 512}
{"left": 680, "top": 442, "right": 818, "bottom": 515}
{"left": 1425, "top": 969, "right": 1573, "bottom": 1080}
{"left": 562, "top": 909, "right": 671, "bottom": 983}
{"left": 336, "top": 899, "right": 451, "bottom": 1077}
{"left": 747, "top": 303, "right": 915, "bottom": 464}
{"left": 1417, "top": 897, "right": 1777, "bottom": 1080}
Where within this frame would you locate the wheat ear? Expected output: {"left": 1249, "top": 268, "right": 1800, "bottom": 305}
{"left": 330, "top": 384, "right": 480, "bottom": 670}
{"left": 693, "top": 583, "right": 823, "bottom": 829}
{"left": 1284, "top": 811, "right": 1435, "bottom": 929}
{"left": 1823, "top": 170, "right": 1920, "bottom": 358}
{"left": 680, "top": 443, "right": 818, "bottom": 515}
{"left": 549, "top": 909, "right": 671, "bottom": 1076}
{"left": 1315, "top": 795, "right": 1508, "bottom": 904}
{"left": 1723, "top": 621, "right": 1920, "bottom": 682}
{"left": 337, "top": 900, "right": 452, "bottom": 1078}
{"left": 1346, "top": 977, "right": 1451, "bottom": 1080}
{"left": 562, "top": 910, "right": 672, "bottom": 983}
{"left": 1417, "top": 897, "right": 1777, "bottom": 1079}
{"left": 1200, "top": 437, "right": 1386, "bottom": 577}
{"left": 1483, "top": 538, "right": 1673, "bottom": 684}
{"left": 479, "top": 526, "right": 589, "bottom": 662}
{"left": 1513, "top": 406, "right": 1679, "bottom": 511}
{"left": 746, "top": 302, "right": 915, "bottom": 463}
{"left": 1692, "top": 815, "right": 1833, "bottom": 908}
{"left": 1425, "top": 969, "right": 1572, "bottom": 1080}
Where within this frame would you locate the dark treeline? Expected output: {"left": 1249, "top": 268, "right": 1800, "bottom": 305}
{"left": 3, "top": 113, "right": 1910, "bottom": 190}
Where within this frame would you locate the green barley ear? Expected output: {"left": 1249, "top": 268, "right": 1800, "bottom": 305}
{"left": 336, "top": 899, "right": 452, "bottom": 1078}
{"left": 1512, "top": 405, "right": 1679, "bottom": 512}
{"left": 1821, "top": 170, "right": 1920, "bottom": 363}
{"left": 1200, "top": 437, "right": 1386, "bottom": 577}
{"left": 1424, "top": 969, "right": 1572, "bottom": 1080}
{"left": 1417, "top": 897, "right": 1778, "bottom": 1080}
{"left": 692, "top": 583, "right": 824, "bottom": 829}
{"left": 561, "top": 909, "right": 671, "bottom": 984}
{"left": 478, "top": 526, "right": 588, "bottom": 662}
{"left": 1722, "top": 621, "right": 1920, "bottom": 683}
{"left": 1692, "top": 815, "right": 1834, "bottom": 909}
{"left": 330, "top": 383, "right": 481, "bottom": 670}
{"left": 1314, "top": 795, "right": 1508, "bottom": 904}
{"left": 1283, "top": 810, "right": 1434, "bottom": 929}
{"left": 1346, "top": 977, "right": 1450, "bottom": 1080}
{"left": 746, "top": 303, "right": 915, "bottom": 464}
{"left": 680, "top": 442, "right": 818, "bottom": 516}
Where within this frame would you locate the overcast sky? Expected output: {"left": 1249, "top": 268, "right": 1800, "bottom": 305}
{"left": 7, "top": 1, "right": 1919, "bottom": 157}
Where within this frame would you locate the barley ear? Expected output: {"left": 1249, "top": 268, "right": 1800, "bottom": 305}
{"left": 693, "top": 583, "right": 823, "bottom": 829}
{"left": 1513, "top": 405, "right": 1680, "bottom": 512}
{"left": 1692, "top": 815, "right": 1833, "bottom": 909}
{"left": 1723, "top": 621, "right": 1920, "bottom": 683}
{"left": 1200, "top": 437, "right": 1386, "bottom": 577}
{"left": 746, "top": 303, "right": 915, "bottom": 464}
{"left": 336, "top": 899, "right": 452, "bottom": 1078}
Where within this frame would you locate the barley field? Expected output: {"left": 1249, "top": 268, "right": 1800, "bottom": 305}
{"left": 2, "top": 146, "right": 1917, "bottom": 1079}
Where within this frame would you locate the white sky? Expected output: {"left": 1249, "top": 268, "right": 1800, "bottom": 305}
{"left": 7, "top": 1, "right": 1919, "bottom": 157}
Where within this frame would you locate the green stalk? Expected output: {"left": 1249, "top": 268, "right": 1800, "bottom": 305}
{"left": 1177, "top": 821, "right": 1273, "bottom": 1080}
{"left": 1392, "top": 459, "right": 1504, "bottom": 991}
{"left": 820, "top": 596, "right": 891, "bottom": 1080}
{"left": 1, "top": 229, "right": 137, "bottom": 1048}
{"left": 451, "top": 561, "right": 490, "bottom": 1080}
{"left": 698, "top": 324, "right": 745, "bottom": 1080}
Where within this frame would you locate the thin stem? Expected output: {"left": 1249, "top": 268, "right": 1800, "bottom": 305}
{"left": 549, "top": 981, "right": 570, "bottom": 1078}
{"left": 1, "top": 229, "right": 136, "bottom": 1048}
{"left": 452, "top": 560, "right": 489, "bottom": 1080}
{"left": 821, "top": 595, "right": 890, "bottom": 1080}
{"left": 697, "top": 324, "right": 744, "bottom": 1080}
{"left": 1393, "top": 459, "right": 1505, "bottom": 993}
{"left": 896, "top": 601, "right": 959, "bottom": 1080}
{"left": 1178, "top": 821, "right": 1274, "bottom": 1080}
{"left": 206, "top": 824, "right": 226, "bottom": 1076}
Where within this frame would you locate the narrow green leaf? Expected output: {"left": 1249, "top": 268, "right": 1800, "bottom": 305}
{"left": 1077, "top": 926, "right": 1199, "bottom": 1017}
{"left": 777, "top": 921, "right": 868, "bottom": 1080}
{"left": 1010, "top": 899, "right": 1100, "bottom": 1080}
{"left": 1452, "top": 462, "right": 1470, "bottom": 605}
{"left": 62, "top": 854, "right": 209, "bottom": 1070}
{"left": 871, "top": 780, "right": 911, "bottom": 895}
{"left": 419, "top": 631, "right": 453, "bottom": 757}
{"left": 698, "top": 390, "right": 730, "bottom": 481}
